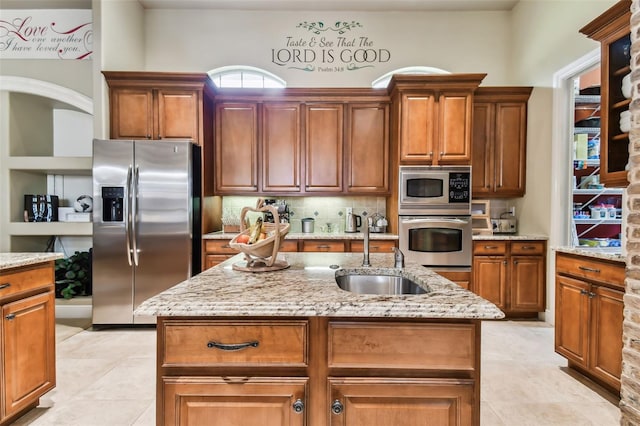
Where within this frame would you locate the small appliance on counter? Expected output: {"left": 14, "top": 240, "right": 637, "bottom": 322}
{"left": 301, "top": 217, "right": 315, "bottom": 233}
{"left": 368, "top": 213, "right": 388, "bottom": 233}
{"left": 263, "top": 199, "right": 289, "bottom": 224}
{"left": 491, "top": 213, "right": 517, "bottom": 235}
{"left": 345, "top": 207, "right": 362, "bottom": 233}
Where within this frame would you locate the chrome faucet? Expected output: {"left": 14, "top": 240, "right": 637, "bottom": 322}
{"left": 394, "top": 247, "right": 405, "bottom": 268}
{"left": 362, "top": 218, "right": 371, "bottom": 267}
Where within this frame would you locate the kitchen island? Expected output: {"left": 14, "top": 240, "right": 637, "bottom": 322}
{"left": 0, "top": 253, "right": 60, "bottom": 426}
{"left": 136, "top": 252, "right": 504, "bottom": 426}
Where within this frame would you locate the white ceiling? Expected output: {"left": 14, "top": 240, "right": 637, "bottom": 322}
{"left": 0, "top": 0, "right": 521, "bottom": 11}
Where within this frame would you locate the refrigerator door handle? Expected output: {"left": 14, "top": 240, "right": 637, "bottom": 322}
{"left": 125, "top": 165, "right": 133, "bottom": 266}
{"left": 132, "top": 165, "right": 140, "bottom": 266}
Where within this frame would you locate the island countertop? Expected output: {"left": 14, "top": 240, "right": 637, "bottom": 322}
{"left": 0, "top": 252, "right": 63, "bottom": 271}
{"left": 135, "top": 252, "right": 504, "bottom": 320}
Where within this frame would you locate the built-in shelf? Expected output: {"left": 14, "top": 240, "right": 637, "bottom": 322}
{"left": 8, "top": 222, "right": 92, "bottom": 236}
{"left": 573, "top": 218, "right": 621, "bottom": 225}
{"left": 9, "top": 156, "right": 92, "bottom": 175}
{"left": 573, "top": 127, "right": 601, "bottom": 134}
{"left": 574, "top": 95, "right": 601, "bottom": 104}
{"left": 573, "top": 188, "right": 624, "bottom": 195}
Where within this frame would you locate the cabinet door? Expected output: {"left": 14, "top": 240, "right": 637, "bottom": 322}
{"left": 301, "top": 240, "right": 345, "bottom": 252}
{"left": 263, "top": 103, "right": 302, "bottom": 192}
{"left": 437, "top": 92, "right": 472, "bottom": 164}
{"left": 435, "top": 270, "right": 471, "bottom": 290}
{"left": 510, "top": 255, "right": 545, "bottom": 312}
{"left": 345, "top": 104, "right": 389, "bottom": 193}
{"left": 305, "top": 104, "right": 343, "bottom": 192}
{"left": 589, "top": 285, "right": 624, "bottom": 391}
{"left": 215, "top": 103, "right": 259, "bottom": 193}
{"left": 2, "top": 291, "right": 55, "bottom": 420}
{"left": 156, "top": 89, "right": 200, "bottom": 142}
{"left": 471, "top": 102, "right": 494, "bottom": 196}
{"left": 328, "top": 378, "right": 474, "bottom": 426}
{"left": 472, "top": 256, "right": 507, "bottom": 310}
{"left": 493, "top": 102, "right": 527, "bottom": 196}
{"left": 110, "top": 88, "right": 154, "bottom": 139}
{"left": 399, "top": 93, "right": 436, "bottom": 163}
{"left": 162, "top": 377, "right": 307, "bottom": 426}
{"left": 554, "top": 275, "right": 590, "bottom": 367}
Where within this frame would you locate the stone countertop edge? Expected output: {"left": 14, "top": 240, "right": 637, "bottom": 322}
{"left": 135, "top": 252, "right": 505, "bottom": 320}
{"left": 204, "top": 232, "right": 548, "bottom": 241}
{"left": 0, "top": 253, "right": 63, "bottom": 271}
{"left": 554, "top": 246, "right": 624, "bottom": 263}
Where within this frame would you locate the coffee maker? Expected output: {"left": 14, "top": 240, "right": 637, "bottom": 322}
{"left": 263, "top": 199, "right": 289, "bottom": 223}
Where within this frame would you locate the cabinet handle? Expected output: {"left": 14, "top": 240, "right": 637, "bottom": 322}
{"left": 588, "top": 292, "right": 596, "bottom": 298}
{"left": 317, "top": 245, "right": 331, "bottom": 249}
{"left": 484, "top": 245, "right": 498, "bottom": 249}
{"left": 331, "top": 400, "right": 344, "bottom": 415}
{"left": 0, "top": 283, "right": 11, "bottom": 290}
{"left": 514, "top": 260, "right": 518, "bottom": 265}
{"left": 440, "top": 151, "right": 444, "bottom": 156}
{"left": 146, "top": 135, "right": 151, "bottom": 139}
{"left": 521, "top": 246, "right": 536, "bottom": 250}
{"left": 292, "top": 399, "right": 305, "bottom": 413}
{"left": 503, "top": 260, "right": 507, "bottom": 265}
{"left": 207, "top": 340, "right": 259, "bottom": 351}
{"left": 580, "top": 289, "right": 589, "bottom": 295}
{"left": 5, "top": 313, "right": 15, "bottom": 320}
{"left": 158, "top": 135, "right": 162, "bottom": 139}
{"left": 221, "top": 244, "right": 231, "bottom": 249}
{"left": 578, "top": 266, "right": 600, "bottom": 273}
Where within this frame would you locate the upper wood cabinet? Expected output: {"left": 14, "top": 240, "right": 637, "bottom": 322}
{"left": 580, "top": 0, "right": 631, "bottom": 187}
{"left": 388, "top": 74, "right": 485, "bottom": 165}
{"left": 346, "top": 103, "right": 390, "bottom": 193}
{"left": 305, "top": 103, "right": 344, "bottom": 193}
{"left": 472, "top": 87, "right": 532, "bottom": 198}
{"left": 103, "top": 71, "right": 213, "bottom": 145}
{"left": 262, "top": 103, "right": 302, "bottom": 193}
{"left": 214, "top": 102, "right": 259, "bottom": 193}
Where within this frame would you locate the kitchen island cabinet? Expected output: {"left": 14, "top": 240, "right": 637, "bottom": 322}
{"left": 555, "top": 249, "right": 624, "bottom": 394}
{"left": 136, "top": 252, "right": 503, "bottom": 425}
{"left": 0, "top": 253, "right": 60, "bottom": 426}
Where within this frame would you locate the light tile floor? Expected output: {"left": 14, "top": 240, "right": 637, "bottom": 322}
{"left": 13, "top": 320, "right": 620, "bottom": 425}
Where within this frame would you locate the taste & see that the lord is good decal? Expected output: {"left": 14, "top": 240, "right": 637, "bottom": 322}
{"left": 271, "top": 21, "right": 391, "bottom": 73}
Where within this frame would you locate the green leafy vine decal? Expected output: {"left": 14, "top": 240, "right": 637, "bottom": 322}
{"left": 297, "top": 21, "right": 362, "bottom": 35}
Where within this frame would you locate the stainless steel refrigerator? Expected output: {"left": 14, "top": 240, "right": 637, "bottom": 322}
{"left": 92, "top": 139, "right": 201, "bottom": 325}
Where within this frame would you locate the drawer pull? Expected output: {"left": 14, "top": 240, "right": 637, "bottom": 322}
{"left": 588, "top": 292, "right": 596, "bottom": 299}
{"left": 521, "top": 246, "right": 536, "bottom": 250}
{"left": 580, "top": 289, "right": 589, "bottom": 295}
{"left": 331, "top": 400, "right": 344, "bottom": 415}
{"left": 5, "top": 313, "right": 15, "bottom": 320}
{"left": 317, "top": 245, "right": 331, "bottom": 249}
{"left": 207, "top": 340, "right": 259, "bottom": 351}
{"left": 0, "top": 283, "right": 11, "bottom": 290}
{"left": 485, "top": 246, "right": 499, "bottom": 249}
{"left": 578, "top": 266, "right": 600, "bottom": 273}
{"left": 221, "top": 244, "right": 231, "bottom": 249}
{"left": 292, "top": 399, "right": 305, "bottom": 413}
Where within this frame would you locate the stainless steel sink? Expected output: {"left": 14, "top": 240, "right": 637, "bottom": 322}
{"left": 335, "top": 274, "right": 427, "bottom": 295}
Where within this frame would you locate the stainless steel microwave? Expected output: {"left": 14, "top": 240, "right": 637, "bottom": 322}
{"left": 399, "top": 216, "right": 472, "bottom": 267}
{"left": 398, "top": 165, "right": 472, "bottom": 216}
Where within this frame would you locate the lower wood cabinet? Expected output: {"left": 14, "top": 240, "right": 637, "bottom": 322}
{"left": 157, "top": 317, "right": 480, "bottom": 425}
{"left": 472, "top": 240, "right": 546, "bottom": 316}
{"left": 301, "top": 240, "right": 346, "bottom": 252}
{"left": 0, "top": 262, "right": 56, "bottom": 426}
{"left": 434, "top": 270, "right": 471, "bottom": 290}
{"left": 203, "top": 239, "right": 236, "bottom": 269}
{"left": 555, "top": 252, "right": 624, "bottom": 393}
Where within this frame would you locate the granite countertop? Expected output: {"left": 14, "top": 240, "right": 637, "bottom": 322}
{"left": 472, "top": 234, "right": 548, "bottom": 240}
{"left": 0, "top": 253, "right": 63, "bottom": 271}
{"left": 203, "top": 231, "right": 398, "bottom": 240}
{"left": 135, "top": 252, "right": 504, "bottom": 320}
{"left": 554, "top": 246, "right": 624, "bottom": 263}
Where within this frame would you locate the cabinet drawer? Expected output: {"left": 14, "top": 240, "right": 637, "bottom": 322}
{"left": 328, "top": 321, "right": 476, "bottom": 372}
{"left": 301, "top": 240, "right": 345, "bottom": 252}
{"left": 473, "top": 241, "right": 507, "bottom": 255}
{"left": 161, "top": 320, "right": 308, "bottom": 367}
{"left": 510, "top": 241, "right": 545, "bottom": 255}
{"left": 204, "top": 255, "right": 233, "bottom": 269}
{"left": 556, "top": 253, "right": 625, "bottom": 289}
{"left": 279, "top": 239, "right": 299, "bottom": 252}
{"left": 204, "top": 239, "right": 236, "bottom": 254}
{"left": 0, "top": 263, "right": 53, "bottom": 301}
{"left": 351, "top": 240, "right": 396, "bottom": 253}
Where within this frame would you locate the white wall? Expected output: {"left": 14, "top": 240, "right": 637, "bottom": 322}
{"left": 142, "top": 9, "right": 511, "bottom": 86}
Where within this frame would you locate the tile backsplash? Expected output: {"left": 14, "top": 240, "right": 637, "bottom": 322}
{"left": 222, "top": 196, "right": 387, "bottom": 233}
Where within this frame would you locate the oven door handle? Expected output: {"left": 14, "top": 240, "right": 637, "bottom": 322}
{"left": 401, "top": 217, "right": 470, "bottom": 224}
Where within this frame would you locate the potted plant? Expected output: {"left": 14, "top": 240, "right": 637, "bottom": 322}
{"left": 55, "top": 249, "right": 92, "bottom": 299}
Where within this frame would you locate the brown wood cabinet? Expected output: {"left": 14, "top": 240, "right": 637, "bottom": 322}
{"left": 388, "top": 74, "right": 485, "bottom": 165}
{"left": 0, "top": 261, "right": 56, "bottom": 426}
{"left": 203, "top": 239, "right": 236, "bottom": 269}
{"left": 555, "top": 251, "right": 624, "bottom": 393}
{"left": 472, "top": 87, "right": 532, "bottom": 198}
{"left": 263, "top": 103, "right": 302, "bottom": 192}
{"left": 580, "top": 0, "right": 631, "bottom": 187}
{"left": 305, "top": 104, "right": 344, "bottom": 193}
{"left": 301, "top": 240, "right": 346, "bottom": 252}
{"left": 157, "top": 317, "right": 480, "bottom": 425}
{"left": 345, "top": 104, "right": 389, "bottom": 193}
{"left": 472, "top": 240, "right": 546, "bottom": 316}
{"left": 435, "top": 270, "right": 472, "bottom": 290}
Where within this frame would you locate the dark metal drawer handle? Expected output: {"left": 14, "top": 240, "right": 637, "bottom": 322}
{"left": 521, "top": 246, "right": 536, "bottom": 250}
{"left": 5, "top": 313, "right": 15, "bottom": 320}
{"left": 207, "top": 340, "right": 259, "bottom": 351}
{"left": 0, "top": 283, "right": 11, "bottom": 290}
{"left": 578, "top": 266, "right": 600, "bottom": 273}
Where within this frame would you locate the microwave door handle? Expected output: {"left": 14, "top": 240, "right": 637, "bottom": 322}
{"left": 403, "top": 218, "right": 469, "bottom": 224}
